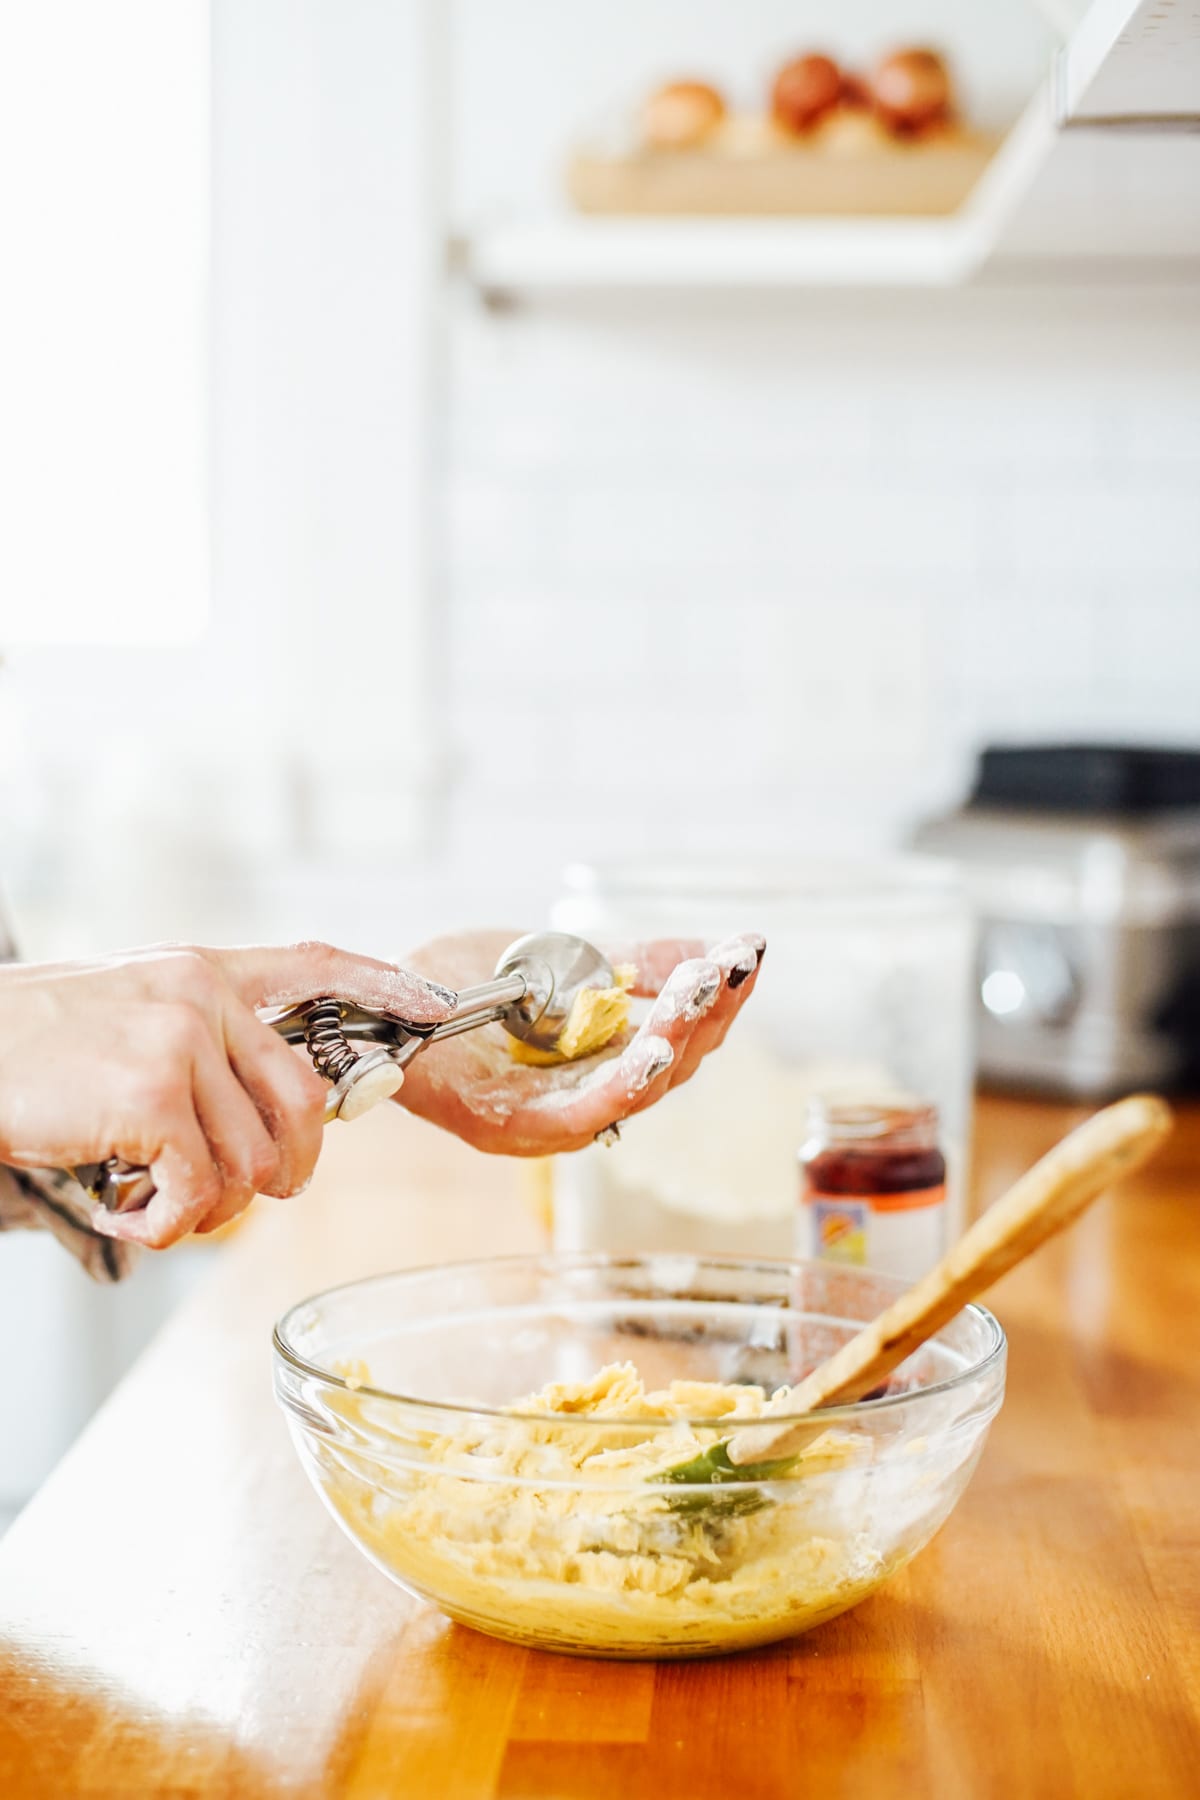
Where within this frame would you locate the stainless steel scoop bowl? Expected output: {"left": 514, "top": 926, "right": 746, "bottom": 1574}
{"left": 490, "top": 932, "right": 616, "bottom": 1049}
{"left": 76, "top": 931, "right": 616, "bottom": 1215}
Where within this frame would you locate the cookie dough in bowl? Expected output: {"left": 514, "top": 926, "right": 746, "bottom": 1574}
{"left": 273, "top": 1255, "right": 1005, "bottom": 1659}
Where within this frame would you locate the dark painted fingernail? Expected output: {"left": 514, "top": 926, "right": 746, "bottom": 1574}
{"left": 728, "top": 963, "right": 752, "bottom": 989}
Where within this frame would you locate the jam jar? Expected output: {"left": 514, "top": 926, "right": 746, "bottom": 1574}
{"left": 798, "top": 1099, "right": 947, "bottom": 1282}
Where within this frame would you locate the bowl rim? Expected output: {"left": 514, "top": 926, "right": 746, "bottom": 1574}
{"left": 272, "top": 1251, "right": 1006, "bottom": 1431}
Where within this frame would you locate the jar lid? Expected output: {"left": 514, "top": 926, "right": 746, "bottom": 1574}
{"left": 806, "top": 1097, "right": 939, "bottom": 1148}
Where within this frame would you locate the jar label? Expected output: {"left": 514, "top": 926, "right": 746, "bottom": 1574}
{"left": 803, "top": 1185, "right": 947, "bottom": 1273}
{"left": 809, "top": 1198, "right": 870, "bottom": 1264}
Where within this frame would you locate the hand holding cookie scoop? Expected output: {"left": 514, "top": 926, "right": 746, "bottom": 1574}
{"left": 80, "top": 928, "right": 767, "bottom": 1219}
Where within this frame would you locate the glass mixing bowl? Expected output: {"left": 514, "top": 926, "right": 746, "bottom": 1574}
{"left": 273, "top": 1254, "right": 1005, "bottom": 1660}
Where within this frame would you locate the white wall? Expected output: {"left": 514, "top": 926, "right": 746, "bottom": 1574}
{"left": 413, "top": 0, "right": 1197, "bottom": 924}
{"left": 437, "top": 281, "right": 1200, "bottom": 928}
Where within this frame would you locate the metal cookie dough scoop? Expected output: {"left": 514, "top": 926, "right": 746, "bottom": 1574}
{"left": 76, "top": 931, "right": 615, "bottom": 1215}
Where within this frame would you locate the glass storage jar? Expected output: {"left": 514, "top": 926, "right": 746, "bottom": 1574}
{"left": 547, "top": 858, "right": 974, "bottom": 1269}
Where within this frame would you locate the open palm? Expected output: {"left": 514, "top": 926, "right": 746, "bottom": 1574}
{"left": 395, "top": 930, "right": 764, "bottom": 1156}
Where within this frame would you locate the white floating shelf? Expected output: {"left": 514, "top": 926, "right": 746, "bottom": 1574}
{"left": 457, "top": 0, "right": 1198, "bottom": 298}
{"left": 459, "top": 215, "right": 980, "bottom": 296}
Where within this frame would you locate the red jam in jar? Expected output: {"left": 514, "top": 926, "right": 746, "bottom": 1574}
{"left": 798, "top": 1099, "right": 947, "bottom": 1282}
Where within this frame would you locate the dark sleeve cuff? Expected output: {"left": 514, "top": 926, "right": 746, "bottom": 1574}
{"left": 0, "top": 1164, "right": 138, "bottom": 1282}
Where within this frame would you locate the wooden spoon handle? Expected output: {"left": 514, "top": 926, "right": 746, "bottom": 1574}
{"left": 728, "top": 1094, "right": 1172, "bottom": 1469}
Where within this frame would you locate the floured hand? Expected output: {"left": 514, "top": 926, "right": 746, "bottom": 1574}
{"left": 0, "top": 942, "right": 455, "bottom": 1250}
{"left": 393, "top": 930, "right": 765, "bottom": 1155}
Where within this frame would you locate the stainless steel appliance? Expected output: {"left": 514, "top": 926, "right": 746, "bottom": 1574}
{"left": 913, "top": 746, "right": 1200, "bottom": 1097}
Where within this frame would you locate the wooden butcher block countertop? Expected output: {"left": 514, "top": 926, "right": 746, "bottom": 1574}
{"left": 0, "top": 1094, "right": 1197, "bottom": 1799}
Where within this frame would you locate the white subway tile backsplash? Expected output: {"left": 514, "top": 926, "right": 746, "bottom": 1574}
{"left": 1007, "top": 489, "right": 1200, "bottom": 577}
{"left": 558, "top": 483, "right": 766, "bottom": 572}
{"left": 764, "top": 483, "right": 983, "bottom": 578}
{"left": 440, "top": 285, "right": 1200, "bottom": 875}
{"left": 444, "top": 476, "right": 566, "bottom": 571}
{"left": 1096, "top": 590, "right": 1200, "bottom": 695}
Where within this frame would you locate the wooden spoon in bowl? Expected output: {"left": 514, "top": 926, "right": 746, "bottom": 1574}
{"left": 661, "top": 1093, "right": 1172, "bottom": 1486}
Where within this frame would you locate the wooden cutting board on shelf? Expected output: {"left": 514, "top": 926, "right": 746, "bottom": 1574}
{"left": 567, "top": 118, "right": 1000, "bottom": 218}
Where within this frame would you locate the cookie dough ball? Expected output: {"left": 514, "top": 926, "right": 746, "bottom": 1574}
{"left": 509, "top": 967, "right": 635, "bottom": 1066}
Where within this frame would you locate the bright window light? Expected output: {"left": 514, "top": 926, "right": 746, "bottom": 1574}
{"left": 0, "top": 3, "right": 209, "bottom": 646}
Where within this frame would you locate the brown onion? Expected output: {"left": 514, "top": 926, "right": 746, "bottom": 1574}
{"left": 770, "top": 55, "right": 843, "bottom": 136}
{"left": 871, "top": 49, "right": 953, "bottom": 135}
{"left": 642, "top": 81, "right": 726, "bottom": 150}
